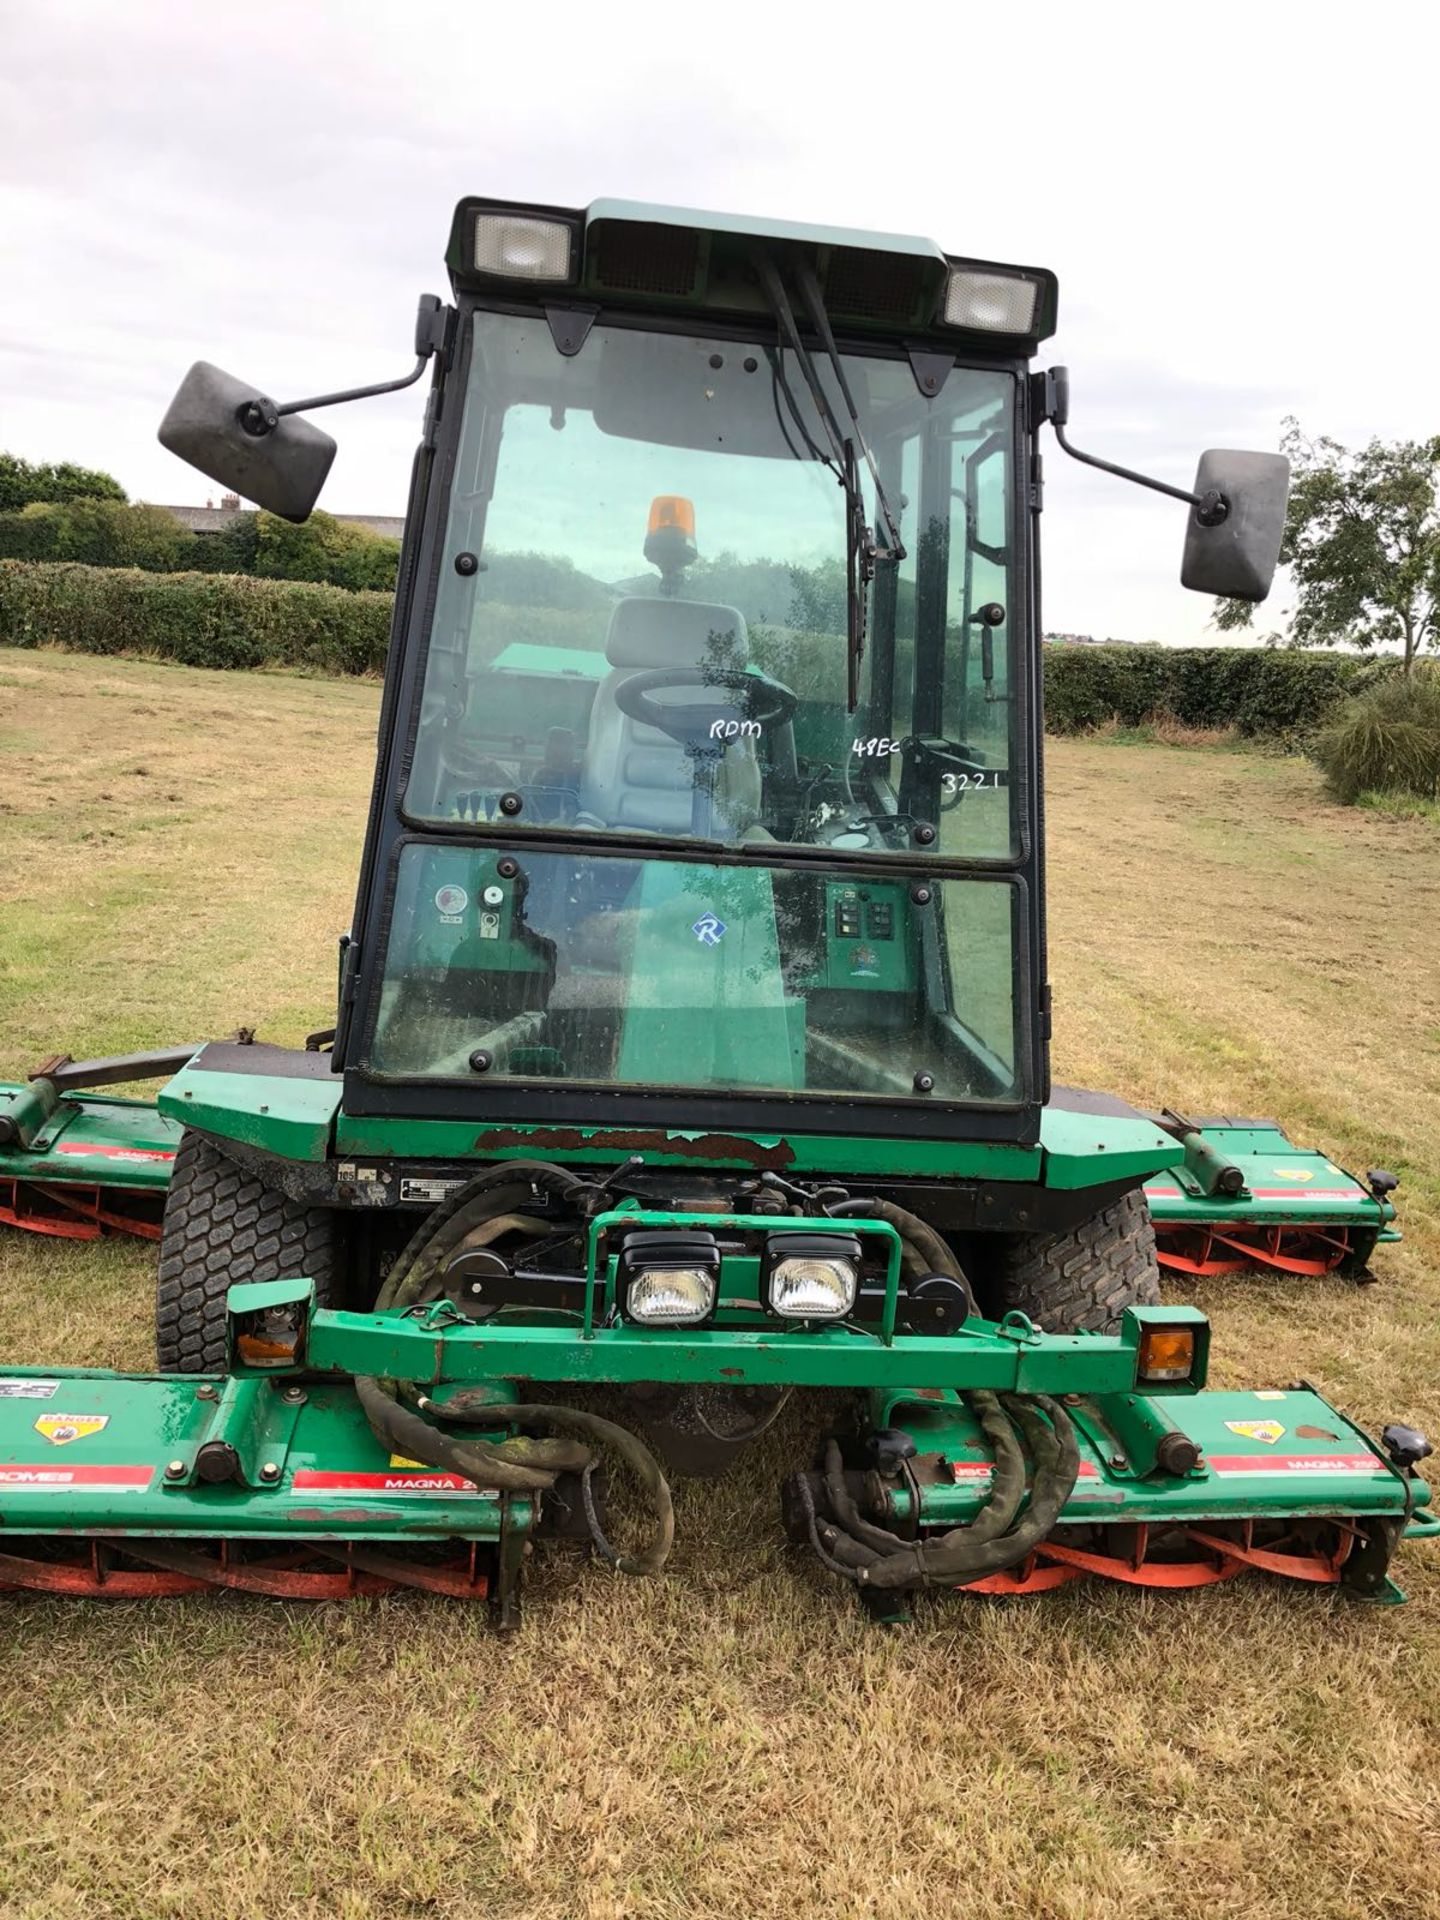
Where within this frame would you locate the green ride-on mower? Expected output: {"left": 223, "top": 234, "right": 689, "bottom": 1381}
{"left": 0, "top": 197, "right": 1432, "bottom": 1620}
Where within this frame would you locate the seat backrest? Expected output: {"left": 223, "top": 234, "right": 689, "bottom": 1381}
{"left": 577, "top": 596, "right": 757, "bottom": 833}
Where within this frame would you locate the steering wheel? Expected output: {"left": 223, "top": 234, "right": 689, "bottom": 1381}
{"left": 611, "top": 665, "right": 797, "bottom": 748}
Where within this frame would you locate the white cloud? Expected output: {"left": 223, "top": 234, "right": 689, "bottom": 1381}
{"left": 2, "top": 0, "right": 1436, "bottom": 640}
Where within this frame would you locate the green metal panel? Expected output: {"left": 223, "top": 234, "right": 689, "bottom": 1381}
{"left": 791, "top": 880, "right": 914, "bottom": 994}
{"left": 875, "top": 1386, "right": 1418, "bottom": 1528}
{"left": 0, "top": 1370, "right": 524, "bottom": 1540}
{"left": 390, "top": 845, "right": 553, "bottom": 979}
{"left": 615, "top": 863, "right": 801, "bottom": 1090}
{"left": 158, "top": 1065, "right": 340, "bottom": 1161}
{"left": 1144, "top": 1124, "right": 1389, "bottom": 1229}
{"left": 0, "top": 1087, "right": 180, "bottom": 1191}
{"left": 331, "top": 1110, "right": 1044, "bottom": 1180}
{"left": 1038, "top": 1103, "right": 1182, "bottom": 1189}
{"left": 584, "top": 199, "right": 947, "bottom": 266}
{"left": 301, "top": 1302, "right": 1153, "bottom": 1396}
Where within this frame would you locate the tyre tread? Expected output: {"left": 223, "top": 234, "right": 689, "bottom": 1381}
{"left": 155, "top": 1132, "right": 340, "bottom": 1371}
{"left": 997, "top": 1187, "right": 1161, "bottom": 1334}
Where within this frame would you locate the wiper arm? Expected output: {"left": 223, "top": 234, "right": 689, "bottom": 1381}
{"left": 755, "top": 253, "right": 897, "bottom": 714}
{"left": 792, "top": 258, "right": 905, "bottom": 562}
{"left": 754, "top": 255, "right": 850, "bottom": 475}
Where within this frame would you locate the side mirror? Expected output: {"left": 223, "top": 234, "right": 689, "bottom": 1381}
{"left": 1180, "top": 450, "right": 1289, "bottom": 602}
{"left": 157, "top": 362, "right": 337, "bottom": 523}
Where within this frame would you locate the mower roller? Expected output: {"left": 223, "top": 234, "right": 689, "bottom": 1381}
{"left": 0, "top": 195, "right": 1431, "bottom": 1619}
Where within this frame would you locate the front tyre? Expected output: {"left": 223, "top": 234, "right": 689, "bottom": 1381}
{"left": 155, "top": 1131, "right": 344, "bottom": 1371}
{"left": 996, "top": 1186, "right": 1161, "bottom": 1335}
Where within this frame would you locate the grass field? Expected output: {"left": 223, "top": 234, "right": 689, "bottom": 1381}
{"left": 1, "top": 646, "right": 1437, "bottom": 1920}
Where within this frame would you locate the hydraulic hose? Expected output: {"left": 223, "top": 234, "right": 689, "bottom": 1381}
{"left": 378, "top": 1160, "right": 585, "bottom": 1311}
{"left": 801, "top": 1392, "right": 1080, "bottom": 1592}
{"left": 439, "top": 1391, "right": 675, "bottom": 1577}
{"left": 356, "top": 1378, "right": 675, "bottom": 1576}
{"left": 355, "top": 1375, "right": 584, "bottom": 1494}
{"left": 358, "top": 1162, "right": 676, "bottom": 1576}
{"left": 828, "top": 1197, "right": 977, "bottom": 1312}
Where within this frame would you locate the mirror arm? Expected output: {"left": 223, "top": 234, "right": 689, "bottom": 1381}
{"left": 238, "top": 292, "right": 449, "bottom": 439}
{"left": 1053, "top": 421, "right": 1229, "bottom": 526}
{"left": 238, "top": 356, "right": 429, "bottom": 438}
{"left": 1034, "top": 365, "right": 1229, "bottom": 527}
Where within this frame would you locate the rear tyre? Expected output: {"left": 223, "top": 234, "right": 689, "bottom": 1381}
{"left": 155, "top": 1131, "right": 344, "bottom": 1372}
{"left": 996, "top": 1186, "right": 1161, "bottom": 1335}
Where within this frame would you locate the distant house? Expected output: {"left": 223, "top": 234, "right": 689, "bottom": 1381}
{"left": 158, "top": 495, "right": 404, "bottom": 540}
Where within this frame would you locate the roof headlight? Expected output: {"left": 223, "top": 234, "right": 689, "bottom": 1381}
{"left": 473, "top": 213, "right": 573, "bottom": 283}
{"left": 943, "top": 267, "right": 1039, "bottom": 334}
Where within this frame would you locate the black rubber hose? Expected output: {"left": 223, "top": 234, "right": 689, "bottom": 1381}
{"left": 828, "top": 1197, "right": 977, "bottom": 1309}
{"left": 380, "top": 1182, "right": 535, "bottom": 1312}
{"left": 379, "top": 1160, "right": 584, "bottom": 1311}
{"left": 436, "top": 1391, "right": 675, "bottom": 1577}
{"left": 899, "top": 1393, "right": 1080, "bottom": 1592}
{"left": 818, "top": 1392, "right": 1026, "bottom": 1562}
{"left": 794, "top": 1471, "right": 887, "bottom": 1579}
{"left": 812, "top": 1394, "right": 1080, "bottom": 1592}
{"left": 355, "top": 1375, "right": 568, "bottom": 1494}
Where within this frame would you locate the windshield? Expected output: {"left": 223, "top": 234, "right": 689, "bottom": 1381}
{"left": 365, "top": 309, "right": 1029, "bottom": 1107}
{"left": 368, "top": 843, "right": 1021, "bottom": 1103}
{"left": 404, "top": 312, "right": 1019, "bottom": 862}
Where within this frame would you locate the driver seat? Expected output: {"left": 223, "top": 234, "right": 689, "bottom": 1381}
{"left": 576, "top": 596, "right": 763, "bottom": 834}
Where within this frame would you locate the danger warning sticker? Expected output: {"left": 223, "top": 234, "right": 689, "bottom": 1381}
{"left": 290, "top": 1469, "right": 497, "bottom": 1499}
{"left": 0, "top": 1464, "right": 151, "bottom": 1489}
{"left": 1224, "top": 1419, "right": 1285, "bottom": 1445}
{"left": 34, "top": 1413, "right": 109, "bottom": 1446}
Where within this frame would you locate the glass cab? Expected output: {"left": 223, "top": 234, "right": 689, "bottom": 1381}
{"left": 349, "top": 303, "right": 1042, "bottom": 1128}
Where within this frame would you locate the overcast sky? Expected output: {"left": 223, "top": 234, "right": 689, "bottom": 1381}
{"left": 2, "top": 0, "right": 1436, "bottom": 643}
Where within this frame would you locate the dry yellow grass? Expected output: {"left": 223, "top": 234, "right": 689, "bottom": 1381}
{"left": 0, "top": 646, "right": 1437, "bottom": 1920}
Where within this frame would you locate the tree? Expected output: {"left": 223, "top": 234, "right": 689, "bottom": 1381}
{"left": 0, "top": 498, "right": 189, "bottom": 569}
{"left": 253, "top": 509, "right": 400, "bottom": 592}
{"left": 1215, "top": 419, "right": 1440, "bottom": 675}
{"left": 0, "top": 452, "right": 126, "bottom": 511}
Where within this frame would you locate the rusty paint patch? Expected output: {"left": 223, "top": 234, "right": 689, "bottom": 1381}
{"left": 1295, "top": 1424, "right": 1341, "bottom": 1441}
{"left": 473, "top": 1126, "right": 796, "bottom": 1170}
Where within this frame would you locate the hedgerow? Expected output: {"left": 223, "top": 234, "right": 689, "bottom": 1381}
{"left": 0, "top": 561, "right": 392, "bottom": 675}
{"left": 0, "top": 560, "right": 1407, "bottom": 746}
{"left": 1043, "top": 643, "right": 1394, "bottom": 739}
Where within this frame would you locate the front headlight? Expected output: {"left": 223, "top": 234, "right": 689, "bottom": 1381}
{"left": 764, "top": 1233, "right": 862, "bottom": 1321}
{"left": 619, "top": 1229, "right": 720, "bottom": 1328}
{"left": 626, "top": 1266, "right": 717, "bottom": 1326}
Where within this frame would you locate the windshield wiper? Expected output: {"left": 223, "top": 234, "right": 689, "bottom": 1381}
{"left": 755, "top": 253, "right": 903, "bottom": 712}
{"left": 792, "top": 258, "right": 906, "bottom": 563}
{"left": 755, "top": 256, "right": 849, "bottom": 465}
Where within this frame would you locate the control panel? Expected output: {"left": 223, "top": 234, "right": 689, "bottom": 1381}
{"left": 804, "top": 879, "right": 913, "bottom": 993}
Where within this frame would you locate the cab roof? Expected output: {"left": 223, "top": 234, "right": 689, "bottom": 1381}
{"left": 445, "top": 195, "right": 1057, "bottom": 351}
